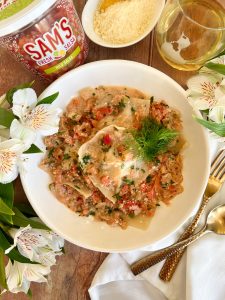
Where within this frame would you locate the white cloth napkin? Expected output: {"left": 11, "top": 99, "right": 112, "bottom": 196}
{"left": 89, "top": 139, "right": 225, "bottom": 300}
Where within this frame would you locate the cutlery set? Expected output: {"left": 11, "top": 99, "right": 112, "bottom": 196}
{"left": 131, "top": 149, "right": 225, "bottom": 278}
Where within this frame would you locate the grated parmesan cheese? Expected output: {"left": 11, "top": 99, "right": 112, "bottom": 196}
{"left": 94, "top": 0, "right": 156, "bottom": 44}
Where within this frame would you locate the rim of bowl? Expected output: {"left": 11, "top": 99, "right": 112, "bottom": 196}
{"left": 81, "top": 0, "right": 165, "bottom": 48}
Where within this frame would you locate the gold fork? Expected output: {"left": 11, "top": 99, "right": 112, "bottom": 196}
{"left": 130, "top": 149, "right": 225, "bottom": 276}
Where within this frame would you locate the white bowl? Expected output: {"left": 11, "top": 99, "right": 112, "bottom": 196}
{"left": 82, "top": 0, "right": 165, "bottom": 48}
{"left": 20, "top": 60, "right": 210, "bottom": 252}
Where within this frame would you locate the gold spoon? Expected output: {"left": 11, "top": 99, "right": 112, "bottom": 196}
{"left": 131, "top": 204, "right": 225, "bottom": 275}
{"left": 99, "top": 0, "right": 125, "bottom": 11}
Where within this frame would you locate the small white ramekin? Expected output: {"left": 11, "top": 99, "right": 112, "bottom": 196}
{"left": 82, "top": 0, "right": 165, "bottom": 48}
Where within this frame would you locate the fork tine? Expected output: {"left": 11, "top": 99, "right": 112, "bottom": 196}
{"left": 216, "top": 157, "right": 225, "bottom": 180}
{"left": 221, "top": 173, "right": 225, "bottom": 182}
{"left": 213, "top": 155, "right": 225, "bottom": 179}
{"left": 211, "top": 150, "right": 225, "bottom": 177}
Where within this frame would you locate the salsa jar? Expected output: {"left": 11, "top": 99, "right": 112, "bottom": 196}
{"left": 0, "top": 0, "right": 88, "bottom": 81}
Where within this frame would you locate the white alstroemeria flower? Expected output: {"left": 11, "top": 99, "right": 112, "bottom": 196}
{"left": 186, "top": 74, "right": 225, "bottom": 110}
{"left": 0, "top": 139, "right": 25, "bottom": 184}
{"left": 5, "top": 225, "right": 64, "bottom": 267}
{"left": 11, "top": 88, "right": 61, "bottom": 147}
{"left": 5, "top": 260, "right": 50, "bottom": 294}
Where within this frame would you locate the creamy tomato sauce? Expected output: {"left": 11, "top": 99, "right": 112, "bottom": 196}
{"left": 41, "top": 86, "right": 184, "bottom": 229}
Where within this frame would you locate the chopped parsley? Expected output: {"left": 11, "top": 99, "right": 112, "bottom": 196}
{"left": 117, "top": 99, "right": 126, "bottom": 111}
{"left": 123, "top": 178, "right": 134, "bottom": 185}
{"left": 63, "top": 153, "right": 71, "bottom": 160}
{"left": 48, "top": 148, "right": 54, "bottom": 158}
{"left": 106, "top": 206, "right": 113, "bottom": 214}
{"left": 113, "top": 193, "right": 122, "bottom": 200}
{"left": 129, "top": 213, "right": 135, "bottom": 218}
{"left": 150, "top": 96, "right": 154, "bottom": 104}
{"left": 82, "top": 154, "right": 91, "bottom": 164}
{"left": 89, "top": 211, "right": 96, "bottom": 216}
{"left": 131, "top": 107, "right": 136, "bottom": 113}
{"left": 146, "top": 175, "right": 152, "bottom": 183}
{"left": 161, "top": 182, "right": 169, "bottom": 188}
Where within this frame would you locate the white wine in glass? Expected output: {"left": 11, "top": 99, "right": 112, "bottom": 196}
{"left": 156, "top": 0, "right": 225, "bottom": 71}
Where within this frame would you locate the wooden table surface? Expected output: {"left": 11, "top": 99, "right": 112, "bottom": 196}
{"left": 0, "top": 1, "right": 194, "bottom": 299}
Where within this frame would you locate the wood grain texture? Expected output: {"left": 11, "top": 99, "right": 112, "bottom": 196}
{"left": 0, "top": 0, "right": 192, "bottom": 299}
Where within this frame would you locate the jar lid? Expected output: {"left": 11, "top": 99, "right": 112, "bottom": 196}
{"left": 0, "top": 0, "right": 57, "bottom": 37}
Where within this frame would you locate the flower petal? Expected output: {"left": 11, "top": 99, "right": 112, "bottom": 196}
{"left": 0, "top": 148, "right": 18, "bottom": 184}
{"left": 23, "top": 264, "right": 50, "bottom": 283}
{"left": 8, "top": 226, "right": 48, "bottom": 261}
{"left": 0, "top": 138, "right": 25, "bottom": 184}
{"left": 187, "top": 74, "right": 218, "bottom": 92}
{"left": 24, "top": 105, "right": 62, "bottom": 136}
{"left": 10, "top": 119, "right": 35, "bottom": 151}
{"left": 39, "top": 251, "right": 57, "bottom": 266}
{"left": 5, "top": 261, "right": 30, "bottom": 294}
{"left": 187, "top": 97, "right": 211, "bottom": 111}
{"left": 5, "top": 226, "right": 31, "bottom": 255}
{"left": 12, "top": 88, "right": 37, "bottom": 118}
{"left": 0, "top": 138, "right": 25, "bottom": 153}
{"left": 186, "top": 74, "right": 220, "bottom": 109}
{"left": 209, "top": 106, "right": 225, "bottom": 123}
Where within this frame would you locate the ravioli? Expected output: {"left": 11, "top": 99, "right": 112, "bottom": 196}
{"left": 97, "top": 96, "right": 151, "bottom": 129}
{"left": 78, "top": 125, "right": 149, "bottom": 203}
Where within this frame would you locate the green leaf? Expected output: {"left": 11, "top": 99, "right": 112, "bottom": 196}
{"left": 0, "top": 248, "right": 7, "bottom": 290}
{"left": 0, "top": 214, "right": 13, "bottom": 225}
{"left": 14, "top": 203, "right": 37, "bottom": 217}
{"left": 204, "top": 62, "right": 225, "bottom": 76}
{"left": 0, "top": 198, "right": 14, "bottom": 215}
{"left": 12, "top": 208, "right": 49, "bottom": 230}
{"left": 0, "top": 221, "right": 11, "bottom": 233}
{"left": 0, "top": 229, "right": 36, "bottom": 264}
{"left": 37, "top": 92, "right": 59, "bottom": 106}
{"left": 195, "top": 117, "right": 225, "bottom": 137}
{"left": 23, "top": 144, "right": 43, "bottom": 154}
{"left": 0, "top": 183, "right": 14, "bottom": 224}
{"left": 6, "top": 81, "right": 34, "bottom": 104}
{"left": 27, "top": 288, "right": 33, "bottom": 298}
{"left": 0, "top": 183, "right": 14, "bottom": 209}
{"left": 0, "top": 108, "right": 14, "bottom": 128}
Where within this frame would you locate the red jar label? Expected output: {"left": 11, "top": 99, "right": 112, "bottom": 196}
{"left": 23, "top": 17, "right": 76, "bottom": 67}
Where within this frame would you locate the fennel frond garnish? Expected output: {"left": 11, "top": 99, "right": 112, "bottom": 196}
{"left": 129, "top": 117, "right": 178, "bottom": 161}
